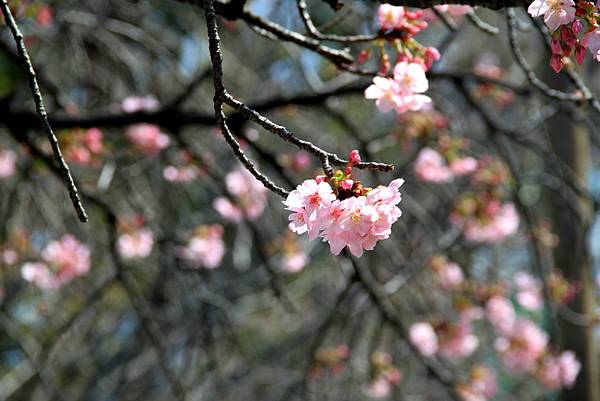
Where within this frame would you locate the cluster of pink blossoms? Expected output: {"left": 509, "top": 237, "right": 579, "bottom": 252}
{"left": 121, "top": 95, "right": 160, "bottom": 113}
{"left": 163, "top": 151, "right": 203, "bottom": 183}
{"left": 61, "top": 128, "right": 104, "bottom": 166}
{"left": 177, "top": 224, "right": 225, "bottom": 269}
{"left": 414, "top": 147, "right": 477, "bottom": 183}
{"left": 274, "top": 233, "right": 310, "bottom": 274}
{"left": 473, "top": 55, "right": 516, "bottom": 107}
{"left": 363, "top": 5, "right": 443, "bottom": 114}
{"left": 365, "top": 61, "right": 433, "bottom": 114}
{"left": 429, "top": 255, "right": 465, "bottom": 290}
{"left": 284, "top": 151, "right": 403, "bottom": 257}
{"left": 0, "top": 149, "right": 17, "bottom": 179}
{"left": 456, "top": 365, "right": 498, "bottom": 401}
{"left": 484, "top": 291, "right": 581, "bottom": 389}
{"left": 528, "top": 0, "right": 600, "bottom": 72}
{"left": 21, "top": 234, "right": 91, "bottom": 290}
{"left": 213, "top": 166, "right": 268, "bottom": 222}
{"left": 125, "top": 124, "right": 170, "bottom": 155}
{"left": 117, "top": 216, "right": 154, "bottom": 259}
{"left": 409, "top": 318, "right": 479, "bottom": 360}
{"left": 365, "top": 352, "right": 403, "bottom": 398}
{"left": 450, "top": 158, "right": 519, "bottom": 243}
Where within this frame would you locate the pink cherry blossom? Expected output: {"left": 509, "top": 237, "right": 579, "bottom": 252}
{"left": 515, "top": 272, "right": 543, "bottom": 311}
{"left": 121, "top": 95, "right": 160, "bottom": 113}
{"left": 163, "top": 165, "right": 201, "bottom": 183}
{"left": 434, "top": 261, "right": 465, "bottom": 290}
{"left": 365, "top": 62, "right": 432, "bottom": 114}
{"left": 436, "top": 5, "right": 473, "bottom": 16}
{"left": 450, "top": 157, "right": 478, "bottom": 177}
{"left": 213, "top": 197, "right": 244, "bottom": 222}
{"left": 366, "top": 377, "right": 392, "bottom": 398}
{"left": 178, "top": 225, "right": 225, "bottom": 269}
{"left": 22, "top": 235, "right": 91, "bottom": 289}
{"left": 485, "top": 296, "right": 516, "bottom": 333}
{"left": 538, "top": 351, "right": 581, "bottom": 389}
{"left": 438, "top": 321, "right": 479, "bottom": 359}
{"left": 455, "top": 202, "right": 519, "bottom": 243}
{"left": 125, "top": 124, "right": 170, "bottom": 155}
{"left": 414, "top": 148, "right": 453, "bottom": 183}
{"left": 583, "top": 29, "right": 600, "bottom": 62}
{"left": 365, "top": 77, "right": 405, "bottom": 113}
{"left": 457, "top": 365, "right": 497, "bottom": 401}
{"left": 528, "top": 0, "right": 576, "bottom": 33}
{"left": 377, "top": 5, "right": 405, "bottom": 30}
{"left": 282, "top": 251, "right": 309, "bottom": 273}
{"left": 219, "top": 167, "right": 269, "bottom": 220}
{"left": 409, "top": 322, "right": 439, "bottom": 356}
{"left": 494, "top": 318, "right": 548, "bottom": 373}
{"left": 0, "top": 149, "right": 17, "bottom": 178}
{"left": 118, "top": 228, "right": 154, "bottom": 259}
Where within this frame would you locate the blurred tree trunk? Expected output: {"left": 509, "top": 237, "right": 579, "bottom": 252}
{"left": 545, "top": 81, "right": 599, "bottom": 401}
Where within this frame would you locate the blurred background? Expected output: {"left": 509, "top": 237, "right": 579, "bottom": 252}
{"left": 1, "top": 1, "right": 600, "bottom": 400}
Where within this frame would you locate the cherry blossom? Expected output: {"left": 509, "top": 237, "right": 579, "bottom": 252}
{"left": 366, "top": 351, "right": 403, "bottom": 398}
{"left": 494, "top": 318, "right": 548, "bottom": 373}
{"left": 125, "top": 124, "right": 170, "bottom": 155}
{"left": 121, "top": 95, "right": 160, "bottom": 113}
{"left": 22, "top": 235, "right": 91, "bottom": 289}
{"left": 528, "top": 0, "right": 576, "bottom": 33}
{"left": 485, "top": 296, "right": 516, "bottom": 333}
{"left": 365, "top": 62, "right": 432, "bottom": 114}
{"left": 538, "top": 351, "right": 582, "bottom": 389}
{"left": 177, "top": 225, "right": 225, "bottom": 269}
{"left": 377, "top": 5, "right": 405, "bottom": 30}
{"left": 457, "top": 365, "right": 497, "bottom": 401}
{"left": 438, "top": 320, "right": 479, "bottom": 359}
{"left": 282, "top": 251, "right": 309, "bottom": 273}
{"left": 409, "top": 322, "right": 439, "bottom": 356}
{"left": 514, "top": 272, "right": 543, "bottom": 311}
{"left": 214, "top": 167, "right": 269, "bottom": 222}
{"left": 414, "top": 148, "right": 453, "bottom": 183}
{"left": 0, "top": 149, "right": 16, "bottom": 178}
{"left": 118, "top": 227, "right": 154, "bottom": 259}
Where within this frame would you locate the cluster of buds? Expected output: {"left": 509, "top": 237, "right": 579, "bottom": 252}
{"left": 528, "top": 1, "right": 600, "bottom": 72}
{"left": 366, "top": 352, "right": 403, "bottom": 398}
{"left": 548, "top": 270, "right": 581, "bottom": 305}
{"left": 309, "top": 344, "right": 351, "bottom": 380}
{"left": 395, "top": 109, "right": 450, "bottom": 145}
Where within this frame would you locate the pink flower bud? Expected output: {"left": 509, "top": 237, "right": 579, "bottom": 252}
{"left": 550, "top": 54, "right": 564, "bottom": 73}
{"left": 341, "top": 179, "right": 354, "bottom": 190}
{"left": 424, "top": 47, "right": 441, "bottom": 70}
{"left": 551, "top": 39, "right": 563, "bottom": 55}
{"left": 315, "top": 175, "right": 327, "bottom": 183}
{"left": 576, "top": 45, "right": 586, "bottom": 65}
{"left": 349, "top": 150, "right": 362, "bottom": 164}
{"left": 572, "top": 19, "right": 584, "bottom": 34}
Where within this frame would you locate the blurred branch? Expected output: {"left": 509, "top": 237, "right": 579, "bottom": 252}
{"left": 0, "top": 0, "right": 88, "bottom": 222}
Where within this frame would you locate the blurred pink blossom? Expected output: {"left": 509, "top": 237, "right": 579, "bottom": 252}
{"left": 515, "top": 272, "right": 544, "bottom": 311}
{"left": 409, "top": 322, "right": 438, "bottom": 356}
{"left": 118, "top": 228, "right": 154, "bottom": 259}
{"left": 178, "top": 225, "right": 225, "bottom": 269}
{"left": 125, "top": 124, "right": 170, "bottom": 155}
{"left": 485, "top": 295, "right": 516, "bottom": 333}
{"left": 415, "top": 148, "right": 453, "bottom": 183}
{"left": 494, "top": 318, "right": 548, "bottom": 373}
{"left": 22, "top": 235, "right": 91, "bottom": 289}
{"left": 121, "top": 95, "right": 160, "bottom": 113}
{"left": 0, "top": 149, "right": 17, "bottom": 178}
